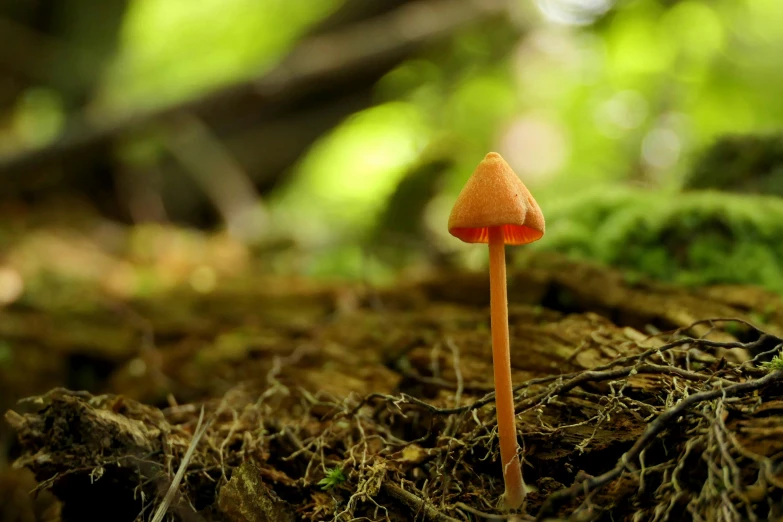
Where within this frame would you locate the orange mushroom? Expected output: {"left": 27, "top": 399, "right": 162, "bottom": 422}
{"left": 448, "top": 152, "right": 545, "bottom": 509}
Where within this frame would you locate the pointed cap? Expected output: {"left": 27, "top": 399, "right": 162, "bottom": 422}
{"left": 448, "top": 152, "right": 545, "bottom": 245}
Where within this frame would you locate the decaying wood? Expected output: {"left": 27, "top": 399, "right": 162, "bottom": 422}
{"left": 5, "top": 253, "right": 783, "bottom": 520}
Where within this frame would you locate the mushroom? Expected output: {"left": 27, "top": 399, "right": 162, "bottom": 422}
{"left": 447, "top": 152, "right": 545, "bottom": 509}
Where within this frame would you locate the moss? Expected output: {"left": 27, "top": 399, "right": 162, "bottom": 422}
{"left": 535, "top": 185, "right": 783, "bottom": 293}
{"left": 761, "top": 354, "right": 783, "bottom": 371}
{"left": 317, "top": 468, "right": 346, "bottom": 491}
{"left": 685, "top": 134, "right": 783, "bottom": 195}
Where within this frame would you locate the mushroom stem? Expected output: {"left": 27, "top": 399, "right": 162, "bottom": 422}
{"left": 488, "top": 225, "right": 527, "bottom": 509}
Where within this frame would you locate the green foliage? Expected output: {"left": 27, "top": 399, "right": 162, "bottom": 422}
{"left": 270, "top": 102, "right": 429, "bottom": 246}
{"left": 45, "top": 0, "right": 783, "bottom": 284}
{"left": 100, "top": 0, "right": 342, "bottom": 110}
{"left": 536, "top": 186, "right": 783, "bottom": 293}
{"left": 318, "top": 468, "right": 346, "bottom": 491}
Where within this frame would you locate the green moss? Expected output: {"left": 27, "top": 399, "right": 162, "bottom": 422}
{"left": 761, "top": 353, "right": 783, "bottom": 371}
{"left": 535, "top": 185, "right": 783, "bottom": 293}
{"left": 318, "top": 468, "right": 346, "bottom": 491}
{"left": 685, "top": 134, "right": 783, "bottom": 195}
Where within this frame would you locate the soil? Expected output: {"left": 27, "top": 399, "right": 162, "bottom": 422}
{"left": 3, "top": 247, "right": 783, "bottom": 522}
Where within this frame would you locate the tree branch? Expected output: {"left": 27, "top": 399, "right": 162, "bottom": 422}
{"left": 0, "top": 0, "right": 509, "bottom": 178}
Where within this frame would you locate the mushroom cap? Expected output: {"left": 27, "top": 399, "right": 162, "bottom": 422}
{"left": 448, "top": 152, "right": 545, "bottom": 245}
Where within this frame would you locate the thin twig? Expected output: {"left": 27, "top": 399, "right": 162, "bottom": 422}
{"left": 382, "top": 482, "right": 461, "bottom": 522}
{"left": 454, "top": 501, "right": 531, "bottom": 520}
{"left": 151, "top": 407, "right": 209, "bottom": 522}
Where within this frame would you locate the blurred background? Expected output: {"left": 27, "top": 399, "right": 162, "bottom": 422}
{"left": 1, "top": 0, "right": 783, "bottom": 303}
{"left": 5, "top": 1, "right": 783, "bottom": 515}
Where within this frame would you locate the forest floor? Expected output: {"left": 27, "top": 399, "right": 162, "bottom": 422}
{"left": 3, "top": 217, "right": 783, "bottom": 521}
